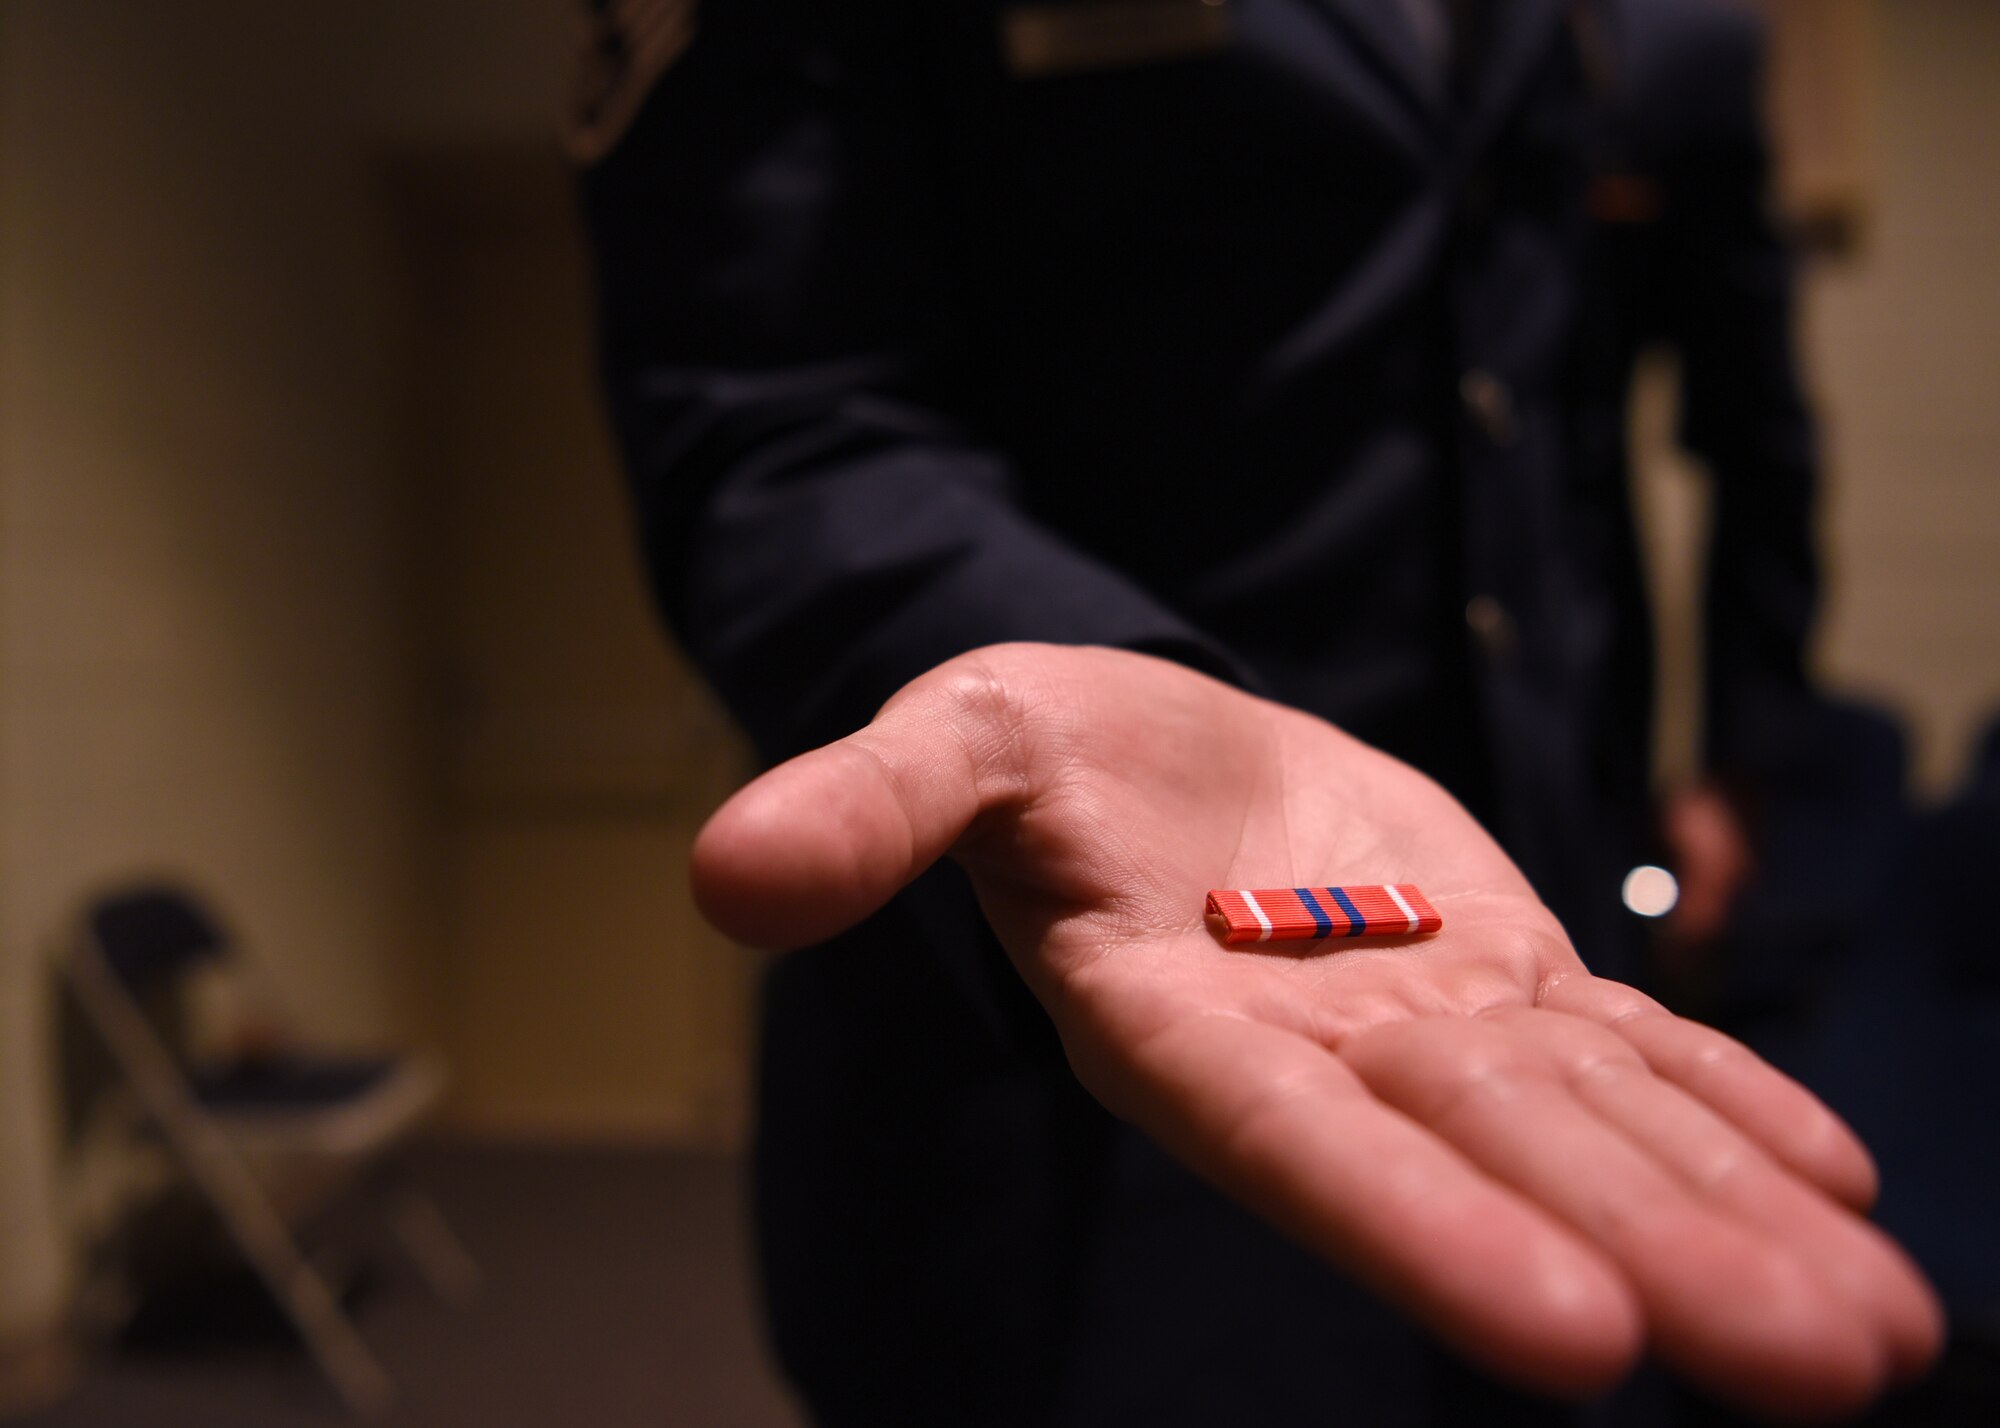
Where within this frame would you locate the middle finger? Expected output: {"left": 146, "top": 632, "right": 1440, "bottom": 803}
{"left": 1338, "top": 1014, "right": 1887, "bottom": 1418}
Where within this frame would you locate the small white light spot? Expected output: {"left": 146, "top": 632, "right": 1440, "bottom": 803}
{"left": 1622, "top": 865, "right": 1679, "bottom": 919}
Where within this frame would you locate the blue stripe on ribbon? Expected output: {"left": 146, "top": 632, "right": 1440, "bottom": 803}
{"left": 1294, "top": 887, "right": 1333, "bottom": 939}
{"left": 1328, "top": 886, "right": 1367, "bottom": 937}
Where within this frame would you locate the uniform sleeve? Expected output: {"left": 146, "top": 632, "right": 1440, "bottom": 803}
{"left": 1656, "top": 7, "right": 1822, "bottom": 783}
{"left": 578, "top": 0, "right": 1245, "bottom": 761}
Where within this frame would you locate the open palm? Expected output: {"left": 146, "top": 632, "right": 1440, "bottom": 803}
{"left": 693, "top": 644, "right": 1940, "bottom": 1418}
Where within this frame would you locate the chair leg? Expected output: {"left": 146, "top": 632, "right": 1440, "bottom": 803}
{"left": 179, "top": 1146, "right": 397, "bottom": 1417}
{"left": 156, "top": 1134, "right": 397, "bottom": 1417}
{"left": 386, "top": 1189, "right": 483, "bottom": 1305}
{"left": 63, "top": 949, "right": 396, "bottom": 1416}
{"left": 268, "top": 1258, "right": 397, "bottom": 1418}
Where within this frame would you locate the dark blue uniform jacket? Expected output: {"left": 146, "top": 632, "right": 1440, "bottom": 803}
{"left": 581, "top": 1, "right": 1818, "bottom": 1421}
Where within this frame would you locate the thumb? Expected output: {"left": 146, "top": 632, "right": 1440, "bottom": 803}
{"left": 690, "top": 658, "right": 1029, "bottom": 949}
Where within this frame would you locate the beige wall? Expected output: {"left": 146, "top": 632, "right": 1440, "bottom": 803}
{"left": 0, "top": 0, "right": 750, "bottom": 1347}
{"left": 1638, "top": 0, "right": 2000, "bottom": 797}
{"left": 396, "top": 163, "right": 756, "bottom": 1141}
{"left": 0, "top": 0, "right": 424, "bottom": 1337}
{"left": 1808, "top": 0, "right": 2000, "bottom": 792}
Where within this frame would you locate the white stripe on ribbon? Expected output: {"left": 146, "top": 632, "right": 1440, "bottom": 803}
{"left": 1384, "top": 884, "right": 1420, "bottom": 935}
{"left": 1239, "top": 890, "right": 1274, "bottom": 942}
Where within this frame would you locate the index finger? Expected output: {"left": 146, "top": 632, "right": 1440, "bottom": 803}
{"left": 1540, "top": 976, "right": 1878, "bottom": 1210}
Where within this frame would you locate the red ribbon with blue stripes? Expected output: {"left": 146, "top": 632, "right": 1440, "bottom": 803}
{"left": 1206, "top": 885, "right": 1442, "bottom": 944}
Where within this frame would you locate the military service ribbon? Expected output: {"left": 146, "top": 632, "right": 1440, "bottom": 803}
{"left": 1206, "top": 885, "right": 1442, "bottom": 944}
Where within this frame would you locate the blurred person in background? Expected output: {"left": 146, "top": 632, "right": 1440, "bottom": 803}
{"left": 575, "top": 0, "right": 1938, "bottom": 1423}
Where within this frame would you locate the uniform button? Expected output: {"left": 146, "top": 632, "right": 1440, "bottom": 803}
{"left": 1464, "top": 594, "right": 1516, "bottom": 659}
{"left": 1460, "top": 369, "right": 1518, "bottom": 446}
{"left": 1621, "top": 864, "right": 1680, "bottom": 918}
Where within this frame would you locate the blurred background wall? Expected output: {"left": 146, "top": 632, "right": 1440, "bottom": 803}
{"left": 1805, "top": 0, "right": 2000, "bottom": 790}
{"left": 1, "top": 0, "right": 431, "bottom": 1363}
{"left": 0, "top": 0, "right": 756, "bottom": 1368}
{"left": 0, "top": 0, "right": 1994, "bottom": 1382}
{"left": 1638, "top": 0, "right": 2000, "bottom": 798}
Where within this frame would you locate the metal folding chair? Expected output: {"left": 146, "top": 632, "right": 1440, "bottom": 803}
{"left": 63, "top": 884, "right": 478, "bottom": 1416}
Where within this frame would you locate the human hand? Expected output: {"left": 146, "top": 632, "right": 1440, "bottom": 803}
{"left": 692, "top": 644, "right": 1940, "bottom": 1417}
{"left": 1659, "top": 779, "right": 1757, "bottom": 961}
